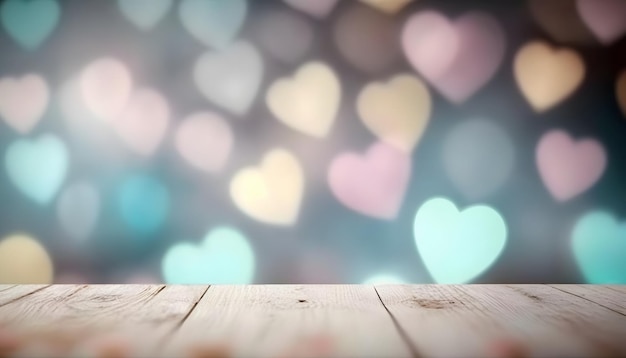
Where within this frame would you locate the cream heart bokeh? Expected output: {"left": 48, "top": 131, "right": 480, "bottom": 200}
{"left": 266, "top": 61, "right": 341, "bottom": 138}
{"left": 414, "top": 197, "right": 507, "bottom": 284}
{"left": 230, "top": 149, "right": 304, "bottom": 226}
{"left": 175, "top": 112, "right": 233, "bottom": 173}
{"left": 616, "top": 70, "right": 626, "bottom": 117}
{"left": 0, "top": 74, "right": 49, "bottom": 134}
{"left": 80, "top": 58, "right": 133, "bottom": 121}
{"left": 514, "top": 41, "right": 585, "bottom": 112}
{"left": 112, "top": 88, "right": 170, "bottom": 156}
{"left": 0, "top": 234, "right": 53, "bottom": 284}
{"left": 357, "top": 74, "right": 431, "bottom": 153}
{"left": 359, "top": 0, "right": 414, "bottom": 14}
{"left": 162, "top": 227, "right": 255, "bottom": 284}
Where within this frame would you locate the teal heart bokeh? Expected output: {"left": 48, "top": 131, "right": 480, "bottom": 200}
{"left": 118, "top": 0, "right": 172, "bottom": 31}
{"left": 5, "top": 134, "right": 69, "bottom": 205}
{"left": 179, "top": 0, "right": 247, "bottom": 49}
{"left": 162, "top": 227, "right": 255, "bottom": 284}
{"left": 118, "top": 174, "right": 169, "bottom": 237}
{"left": 572, "top": 211, "right": 626, "bottom": 284}
{"left": 414, "top": 197, "right": 507, "bottom": 284}
{"left": 1, "top": 0, "right": 60, "bottom": 50}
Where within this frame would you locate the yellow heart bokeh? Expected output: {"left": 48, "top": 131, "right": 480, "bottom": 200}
{"left": 230, "top": 149, "right": 304, "bottom": 226}
{"left": 0, "top": 234, "right": 53, "bottom": 284}
{"left": 357, "top": 74, "right": 432, "bottom": 153}
{"left": 266, "top": 61, "right": 341, "bottom": 138}
{"left": 616, "top": 70, "right": 626, "bottom": 117}
{"left": 359, "top": 0, "right": 414, "bottom": 14}
{"left": 514, "top": 41, "right": 585, "bottom": 112}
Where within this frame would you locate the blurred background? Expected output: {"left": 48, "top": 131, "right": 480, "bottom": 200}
{"left": 0, "top": 0, "right": 624, "bottom": 285}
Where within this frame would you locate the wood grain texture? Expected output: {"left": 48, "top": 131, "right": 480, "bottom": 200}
{"left": 0, "top": 284, "right": 49, "bottom": 307}
{"left": 375, "top": 284, "right": 626, "bottom": 357}
{"left": 549, "top": 284, "right": 626, "bottom": 316}
{"left": 0, "top": 285, "right": 208, "bottom": 356}
{"left": 1, "top": 284, "right": 626, "bottom": 357}
{"left": 166, "top": 285, "right": 412, "bottom": 358}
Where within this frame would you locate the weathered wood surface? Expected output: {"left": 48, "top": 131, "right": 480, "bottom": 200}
{"left": 0, "top": 285, "right": 624, "bottom": 357}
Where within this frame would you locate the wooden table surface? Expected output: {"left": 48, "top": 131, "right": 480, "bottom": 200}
{"left": 0, "top": 285, "right": 625, "bottom": 357}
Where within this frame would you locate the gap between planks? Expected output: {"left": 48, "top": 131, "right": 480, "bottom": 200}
{"left": 374, "top": 285, "right": 422, "bottom": 358}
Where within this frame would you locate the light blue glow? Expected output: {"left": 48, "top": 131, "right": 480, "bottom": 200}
{"left": 118, "top": 174, "right": 169, "bottom": 236}
{"left": 162, "top": 227, "right": 255, "bottom": 284}
{"left": 572, "top": 211, "right": 626, "bottom": 284}
{"left": 1, "top": 0, "right": 60, "bottom": 50}
{"left": 414, "top": 197, "right": 507, "bottom": 284}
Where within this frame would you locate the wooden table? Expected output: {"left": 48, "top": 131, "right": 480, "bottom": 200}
{"left": 0, "top": 285, "right": 625, "bottom": 357}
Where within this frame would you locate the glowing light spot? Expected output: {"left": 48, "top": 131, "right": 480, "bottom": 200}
{"left": 0, "top": 234, "right": 53, "bottom": 284}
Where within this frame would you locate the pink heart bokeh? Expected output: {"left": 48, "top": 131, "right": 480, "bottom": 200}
{"left": 175, "top": 112, "right": 233, "bottom": 174}
{"left": 402, "top": 11, "right": 505, "bottom": 103}
{"left": 113, "top": 88, "right": 170, "bottom": 156}
{"left": 328, "top": 142, "right": 411, "bottom": 219}
{"left": 0, "top": 74, "right": 49, "bottom": 134}
{"left": 536, "top": 130, "right": 606, "bottom": 202}
{"left": 577, "top": 0, "right": 626, "bottom": 45}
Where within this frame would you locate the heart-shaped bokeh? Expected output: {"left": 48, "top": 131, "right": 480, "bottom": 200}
{"left": 328, "top": 142, "right": 411, "bottom": 220}
{"left": 175, "top": 112, "right": 233, "bottom": 174}
{"left": 5, "top": 134, "right": 69, "bottom": 205}
{"left": 118, "top": 0, "right": 172, "bottom": 31}
{"left": 266, "top": 61, "right": 341, "bottom": 138}
{"left": 179, "top": 0, "right": 247, "bottom": 49}
{"left": 230, "top": 148, "right": 304, "bottom": 226}
{"left": 577, "top": 0, "right": 626, "bottom": 45}
{"left": 113, "top": 88, "right": 170, "bottom": 156}
{"left": 357, "top": 74, "right": 431, "bottom": 153}
{"left": 162, "top": 227, "right": 255, "bottom": 284}
{"left": 0, "top": 74, "right": 49, "bottom": 134}
{"left": 514, "top": 41, "right": 585, "bottom": 112}
{"left": 194, "top": 41, "right": 263, "bottom": 116}
{"left": 402, "top": 11, "right": 506, "bottom": 103}
{"left": 80, "top": 58, "right": 133, "bottom": 121}
{"left": 414, "top": 197, "right": 507, "bottom": 284}
{"left": 1, "top": 0, "right": 59, "bottom": 50}
{"left": 536, "top": 130, "right": 606, "bottom": 202}
{"left": 571, "top": 211, "right": 626, "bottom": 284}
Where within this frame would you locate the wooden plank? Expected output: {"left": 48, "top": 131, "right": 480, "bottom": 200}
{"left": 0, "top": 285, "right": 15, "bottom": 293}
{"left": 376, "top": 284, "right": 600, "bottom": 357}
{"left": 0, "top": 285, "right": 49, "bottom": 307}
{"left": 549, "top": 285, "right": 626, "bottom": 316}
{"left": 454, "top": 285, "right": 626, "bottom": 356}
{"left": 0, "top": 285, "right": 208, "bottom": 356}
{"left": 604, "top": 285, "right": 626, "bottom": 294}
{"left": 165, "top": 285, "right": 412, "bottom": 358}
